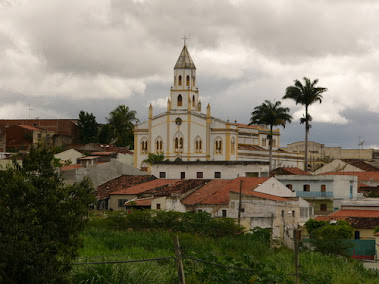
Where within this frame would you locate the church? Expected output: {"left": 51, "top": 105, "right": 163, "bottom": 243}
{"left": 134, "top": 43, "right": 303, "bottom": 171}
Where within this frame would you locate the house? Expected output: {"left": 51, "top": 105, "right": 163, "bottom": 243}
{"left": 271, "top": 167, "right": 311, "bottom": 176}
{"left": 54, "top": 149, "right": 84, "bottom": 165}
{"left": 151, "top": 160, "right": 270, "bottom": 179}
{"left": 61, "top": 159, "right": 147, "bottom": 188}
{"left": 314, "top": 159, "right": 379, "bottom": 175}
{"left": 322, "top": 171, "right": 379, "bottom": 187}
{"left": 275, "top": 174, "right": 358, "bottom": 215}
{"left": 0, "top": 119, "right": 80, "bottom": 148}
{"left": 182, "top": 177, "right": 312, "bottom": 247}
{"left": 6, "top": 124, "right": 54, "bottom": 151}
{"left": 96, "top": 175, "right": 155, "bottom": 209}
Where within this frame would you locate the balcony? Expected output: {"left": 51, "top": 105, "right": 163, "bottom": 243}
{"left": 296, "top": 191, "right": 333, "bottom": 198}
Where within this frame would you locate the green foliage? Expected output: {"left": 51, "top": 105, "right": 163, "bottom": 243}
{"left": 98, "top": 123, "right": 112, "bottom": 144}
{"left": 0, "top": 145, "right": 95, "bottom": 283}
{"left": 374, "top": 225, "right": 379, "bottom": 234}
{"left": 78, "top": 110, "right": 98, "bottom": 143}
{"left": 305, "top": 219, "right": 354, "bottom": 256}
{"left": 107, "top": 105, "right": 139, "bottom": 147}
{"left": 143, "top": 152, "right": 166, "bottom": 164}
{"left": 101, "top": 210, "right": 243, "bottom": 237}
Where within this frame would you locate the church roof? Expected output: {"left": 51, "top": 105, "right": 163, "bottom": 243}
{"left": 174, "top": 45, "right": 196, "bottom": 69}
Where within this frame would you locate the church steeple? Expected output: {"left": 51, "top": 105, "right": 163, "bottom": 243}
{"left": 170, "top": 40, "right": 200, "bottom": 112}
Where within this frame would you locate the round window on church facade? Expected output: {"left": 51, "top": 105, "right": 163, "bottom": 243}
{"left": 175, "top": 117, "right": 182, "bottom": 125}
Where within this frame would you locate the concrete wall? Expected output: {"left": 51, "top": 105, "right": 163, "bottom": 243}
{"left": 54, "top": 149, "right": 84, "bottom": 164}
{"left": 255, "top": 177, "right": 296, "bottom": 197}
{"left": 314, "top": 160, "right": 364, "bottom": 175}
{"left": 61, "top": 160, "right": 147, "bottom": 188}
{"left": 109, "top": 194, "right": 138, "bottom": 211}
{"left": 152, "top": 196, "right": 187, "bottom": 212}
{"left": 151, "top": 162, "right": 269, "bottom": 179}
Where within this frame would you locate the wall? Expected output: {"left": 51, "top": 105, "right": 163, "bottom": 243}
{"left": 254, "top": 177, "right": 296, "bottom": 197}
{"left": 61, "top": 160, "right": 147, "bottom": 188}
{"left": 152, "top": 196, "right": 187, "bottom": 212}
{"left": 109, "top": 194, "right": 138, "bottom": 211}
{"left": 314, "top": 159, "right": 364, "bottom": 175}
{"left": 151, "top": 162, "right": 269, "bottom": 179}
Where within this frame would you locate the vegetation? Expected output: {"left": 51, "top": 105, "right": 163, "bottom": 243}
{"left": 77, "top": 110, "right": 98, "bottom": 143}
{"left": 143, "top": 152, "right": 166, "bottom": 164}
{"left": 283, "top": 77, "right": 328, "bottom": 171}
{"left": 249, "top": 100, "right": 292, "bottom": 172}
{"left": 305, "top": 219, "right": 354, "bottom": 256}
{"left": 71, "top": 216, "right": 379, "bottom": 283}
{"left": 374, "top": 225, "right": 379, "bottom": 234}
{"left": 0, "top": 146, "right": 95, "bottom": 283}
{"left": 107, "top": 105, "right": 139, "bottom": 148}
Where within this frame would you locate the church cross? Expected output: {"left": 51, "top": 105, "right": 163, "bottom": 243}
{"left": 182, "top": 36, "right": 188, "bottom": 46}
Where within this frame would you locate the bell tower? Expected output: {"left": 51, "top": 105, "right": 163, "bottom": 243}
{"left": 169, "top": 38, "right": 201, "bottom": 112}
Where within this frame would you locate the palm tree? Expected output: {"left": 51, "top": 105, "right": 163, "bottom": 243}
{"left": 143, "top": 152, "right": 166, "bottom": 165}
{"left": 107, "top": 105, "right": 139, "bottom": 147}
{"left": 249, "top": 100, "right": 292, "bottom": 173}
{"left": 283, "top": 77, "right": 327, "bottom": 171}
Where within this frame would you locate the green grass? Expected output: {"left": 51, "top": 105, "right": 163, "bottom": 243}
{"left": 71, "top": 218, "right": 379, "bottom": 283}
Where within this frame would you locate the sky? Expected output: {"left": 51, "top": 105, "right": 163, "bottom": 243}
{"left": 1, "top": 0, "right": 379, "bottom": 148}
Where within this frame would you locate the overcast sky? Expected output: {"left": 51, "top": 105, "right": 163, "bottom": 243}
{"left": 1, "top": 0, "right": 379, "bottom": 148}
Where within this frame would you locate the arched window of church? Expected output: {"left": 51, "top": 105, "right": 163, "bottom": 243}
{"left": 215, "top": 138, "right": 223, "bottom": 154}
{"left": 179, "top": 137, "right": 183, "bottom": 149}
{"left": 186, "top": 75, "right": 190, "bottom": 86}
{"left": 141, "top": 138, "right": 148, "bottom": 154}
{"left": 192, "top": 95, "right": 195, "bottom": 107}
{"left": 194, "top": 136, "right": 202, "bottom": 153}
{"left": 155, "top": 137, "right": 163, "bottom": 153}
{"left": 178, "top": 95, "right": 182, "bottom": 106}
{"left": 231, "top": 137, "right": 235, "bottom": 155}
{"left": 193, "top": 76, "right": 196, "bottom": 86}
{"left": 175, "top": 138, "right": 179, "bottom": 152}
{"left": 178, "top": 76, "right": 182, "bottom": 86}
{"left": 174, "top": 76, "right": 176, "bottom": 86}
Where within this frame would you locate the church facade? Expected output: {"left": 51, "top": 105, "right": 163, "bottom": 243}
{"left": 134, "top": 44, "right": 303, "bottom": 170}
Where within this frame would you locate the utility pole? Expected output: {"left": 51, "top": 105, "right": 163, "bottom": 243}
{"left": 293, "top": 229, "right": 300, "bottom": 284}
{"left": 174, "top": 235, "right": 185, "bottom": 284}
{"left": 238, "top": 179, "right": 243, "bottom": 225}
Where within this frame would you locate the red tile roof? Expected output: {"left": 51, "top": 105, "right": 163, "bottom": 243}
{"left": 126, "top": 197, "right": 155, "bottom": 207}
{"left": 110, "top": 179, "right": 181, "bottom": 195}
{"left": 328, "top": 209, "right": 379, "bottom": 218}
{"left": 61, "top": 164, "right": 82, "bottom": 171}
{"left": 341, "top": 159, "right": 379, "bottom": 171}
{"left": 18, "top": 125, "right": 42, "bottom": 131}
{"left": 184, "top": 177, "right": 270, "bottom": 205}
{"left": 237, "top": 190, "right": 292, "bottom": 202}
{"left": 321, "top": 171, "right": 379, "bottom": 181}
{"left": 91, "top": 152, "right": 115, "bottom": 156}
{"left": 271, "top": 167, "right": 310, "bottom": 176}
{"left": 238, "top": 144, "right": 266, "bottom": 151}
{"left": 96, "top": 175, "right": 155, "bottom": 199}
{"left": 143, "top": 179, "right": 209, "bottom": 196}
{"left": 315, "top": 210, "right": 379, "bottom": 229}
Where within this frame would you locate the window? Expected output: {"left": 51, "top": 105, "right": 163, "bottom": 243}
{"left": 354, "top": 231, "right": 360, "bottom": 240}
{"left": 198, "top": 209, "right": 202, "bottom": 212}
{"left": 215, "top": 138, "right": 222, "bottom": 154}
{"left": 272, "top": 139, "right": 276, "bottom": 147}
{"left": 181, "top": 172, "right": 185, "bottom": 179}
{"left": 292, "top": 210, "right": 295, "bottom": 217}
{"left": 178, "top": 94, "right": 182, "bottom": 106}
{"left": 192, "top": 76, "right": 196, "bottom": 86}
{"left": 222, "top": 210, "right": 227, "bottom": 217}
{"left": 321, "top": 184, "right": 326, "bottom": 192}
{"left": 155, "top": 137, "right": 163, "bottom": 153}
{"left": 262, "top": 138, "right": 267, "bottom": 147}
{"left": 214, "top": 172, "right": 221, "bottom": 178}
{"left": 192, "top": 95, "right": 195, "bottom": 107}
{"left": 197, "top": 172, "right": 203, "bottom": 178}
{"left": 245, "top": 172, "right": 259, "bottom": 177}
{"left": 195, "top": 136, "right": 202, "bottom": 153}
{"left": 174, "top": 134, "right": 184, "bottom": 153}
{"left": 320, "top": 204, "right": 327, "bottom": 211}
{"left": 178, "top": 75, "right": 182, "bottom": 86}
{"left": 231, "top": 137, "right": 235, "bottom": 155}
{"left": 286, "top": 184, "right": 293, "bottom": 190}
{"left": 281, "top": 210, "right": 284, "bottom": 217}
{"left": 156, "top": 203, "right": 161, "bottom": 210}
{"left": 186, "top": 75, "right": 190, "bottom": 86}
{"left": 141, "top": 139, "right": 148, "bottom": 154}
{"left": 159, "top": 172, "right": 166, "bottom": 178}
{"left": 303, "top": 184, "right": 310, "bottom": 192}
{"left": 118, "top": 199, "right": 128, "bottom": 207}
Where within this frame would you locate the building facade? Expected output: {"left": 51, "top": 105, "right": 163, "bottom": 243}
{"left": 134, "top": 44, "right": 303, "bottom": 170}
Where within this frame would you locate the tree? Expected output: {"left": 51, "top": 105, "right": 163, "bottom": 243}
{"left": 249, "top": 100, "right": 292, "bottom": 172}
{"left": 107, "top": 105, "right": 139, "bottom": 148}
{"left": 0, "top": 146, "right": 95, "bottom": 283}
{"left": 305, "top": 219, "right": 353, "bottom": 256}
{"left": 98, "top": 124, "right": 112, "bottom": 144}
{"left": 143, "top": 152, "right": 166, "bottom": 165}
{"left": 77, "top": 110, "right": 98, "bottom": 144}
{"left": 283, "top": 77, "right": 327, "bottom": 171}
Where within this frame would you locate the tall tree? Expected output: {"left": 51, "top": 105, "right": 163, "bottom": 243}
{"left": 107, "top": 105, "right": 139, "bottom": 147}
{"left": 283, "top": 77, "right": 327, "bottom": 171}
{"left": 77, "top": 110, "right": 98, "bottom": 144}
{"left": 249, "top": 100, "right": 292, "bottom": 172}
{"left": 0, "top": 146, "right": 94, "bottom": 283}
